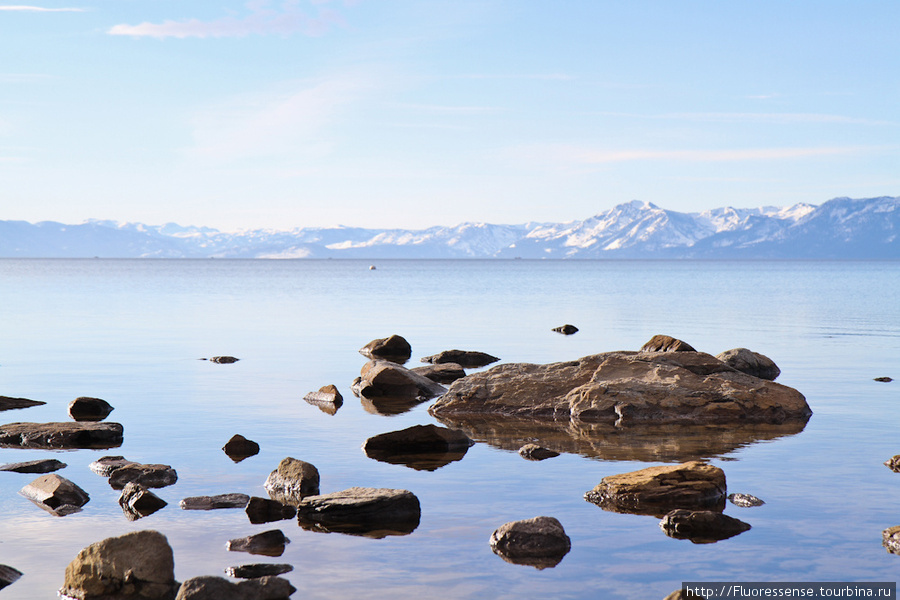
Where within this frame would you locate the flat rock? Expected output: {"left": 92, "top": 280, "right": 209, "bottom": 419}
{"left": 420, "top": 349, "right": 500, "bottom": 368}
{"left": 223, "top": 434, "right": 260, "bottom": 462}
{"left": 884, "top": 525, "right": 900, "bottom": 555}
{"left": 362, "top": 424, "right": 473, "bottom": 471}
{"left": 0, "top": 458, "right": 67, "bottom": 473}
{"left": 0, "top": 396, "right": 45, "bottom": 412}
{"left": 489, "top": 516, "right": 571, "bottom": 570}
{"left": 518, "top": 444, "right": 559, "bottom": 461}
{"left": 176, "top": 575, "right": 295, "bottom": 599}
{"left": 89, "top": 455, "right": 137, "bottom": 476}
{"left": 108, "top": 463, "right": 178, "bottom": 490}
{"left": 224, "top": 564, "right": 294, "bottom": 579}
{"left": 584, "top": 461, "right": 727, "bottom": 516}
{"left": 411, "top": 363, "right": 467, "bottom": 384}
{"left": 67, "top": 396, "right": 114, "bottom": 422}
{"left": 429, "top": 348, "right": 811, "bottom": 426}
{"left": 0, "top": 421, "right": 123, "bottom": 449}
{"left": 226, "top": 530, "right": 290, "bottom": 557}
{"left": 659, "top": 509, "right": 751, "bottom": 543}
{"left": 359, "top": 335, "right": 412, "bottom": 362}
{"left": 552, "top": 324, "right": 579, "bottom": 335}
{"left": 0, "top": 564, "right": 22, "bottom": 590}
{"left": 264, "top": 457, "right": 319, "bottom": 505}
{"left": 727, "top": 492, "right": 765, "bottom": 507}
{"left": 296, "top": 487, "right": 421, "bottom": 538}
{"left": 246, "top": 496, "right": 297, "bottom": 524}
{"left": 119, "top": 482, "right": 167, "bottom": 521}
{"left": 20, "top": 473, "right": 89, "bottom": 516}
{"left": 641, "top": 335, "right": 697, "bottom": 352}
{"left": 181, "top": 493, "right": 251, "bottom": 510}
{"left": 716, "top": 348, "right": 781, "bottom": 381}
{"left": 61, "top": 530, "right": 177, "bottom": 600}
{"left": 357, "top": 360, "right": 446, "bottom": 402}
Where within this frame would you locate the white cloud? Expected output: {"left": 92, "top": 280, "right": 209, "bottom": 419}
{"left": 0, "top": 5, "right": 84, "bottom": 11}
{"left": 108, "top": 1, "right": 346, "bottom": 38}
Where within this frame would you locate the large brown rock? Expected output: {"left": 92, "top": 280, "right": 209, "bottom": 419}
{"left": 108, "top": 463, "right": 178, "bottom": 490}
{"left": 296, "top": 487, "right": 421, "bottom": 538}
{"left": 0, "top": 421, "right": 123, "bottom": 449}
{"left": 362, "top": 424, "right": 473, "bottom": 471}
{"left": 489, "top": 516, "right": 571, "bottom": 570}
{"left": 429, "top": 349, "right": 810, "bottom": 425}
{"left": 659, "top": 509, "right": 751, "bottom": 543}
{"left": 585, "top": 461, "right": 727, "bottom": 516}
{"left": 20, "top": 474, "right": 90, "bottom": 516}
{"left": 358, "top": 360, "right": 446, "bottom": 401}
{"left": 264, "top": 457, "right": 320, "bottom": 504}
{"left": 61, "top": 530, "right": 178, "bottom": 600}
{"left": 716, "top": 348, "right": 781, "bottom": 381}
{"left": 359, "top": 335, "right": 412, "bottom": 362}
{"left": 175, "top": 575, "right": 295, "bottom": 599}
{"left": 68, "top": 397, "right": 114, "bottom": 422}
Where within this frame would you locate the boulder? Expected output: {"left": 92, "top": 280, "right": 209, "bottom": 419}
{"left": 19, "top": 474, "right": 89, "bottom": 516}
{"left": 246, "top": 496, "right": 297, "bottom": 524}
{"left": 108, "top": 463, "right": 178, "bottom": 490}
{"left": 359, "top": 335, "right": 411, "bottom": 362}
{"left": 884, "top": 525, "right": 900, "bottom": 555}
{"left": 715, "top": 348, "right": 781, "bottom": 381}
{"left": 518, "top": 444, "right": 559, "bottom": 461}
{"left": 489, "top": 516, "right": 571, "bottom": 570}
{"left": 61, "top": 530, "right": 177, "bottom": 600}
{"left": 727, "top": 493, "right": 765, "bottom": 507}
{"left": 296, "top": 487, "right": 421, "bottom": 538}
{"left": 226, "top": 530, "right": 290, "bottom": 557}
{"left": 411, "top": 363, "right": 467, "bottom": 384}
{"left": 641, "top": 335, "right": 697, "bottom": 352}
{"left": 209, "top": 356, "right": 240, "bottom": 364}
{"left": 659, "top": 509, "right": 751, "bottom": 543}
{"left": 264, "top": 457, "right": 320, "bottom": 505}
{"left": 0, "top": 458, "right": 67, "bottom": 473}
{"left": 420, "top": 349, "right": 500, "bottom": 368}
{"left": 89, "top": 455, "right": 137, "bottom": 477}
{"left": 429, "top": 349, "right": 810, "bottom": 426}
{"left": 68, "top": 397, "right": 114, "bottom": 422}
{"left": 303, "top": 385, "right": 343, "bottom": 406}
{"left": 119, "top": 482, "right": 168, "bottom": 521}
{"left": 180, "top": 493, "right": 251, "bottom": 510}
{"left": 175, "top": 575, "right": 295, "bottom": 600}
{"left": 584, "top": 461, "right": 727, "bottom": 516}
{"left": 0, "top": 564, "right": 22, "bottom": 590}
{"left": 0, "top": 421, "right": 123, "bottom": 449}
{"left": 362, "top": 424, "right": 473, "bottom": 471}
{"left": 223, "top": 434, "right": 260, "bottom": 462}
{"left": 552, "top": 324, "right": 579, "bottom": 335}
{"left": 357, "top": 360, "right": 446, "bottom": 402}
{"left": 224, "top": 564, "right": 293, "bottom": 579}
{"left": 0, "top": 395, "right": 45, "bottom": 412}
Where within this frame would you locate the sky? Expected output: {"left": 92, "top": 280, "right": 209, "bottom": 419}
{"left": 0, "top": 1, "right": 898, "bottom": 231}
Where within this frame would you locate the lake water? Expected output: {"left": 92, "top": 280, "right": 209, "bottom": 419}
{"left": 0, "top": 259, "right": 898, "bottom": 599}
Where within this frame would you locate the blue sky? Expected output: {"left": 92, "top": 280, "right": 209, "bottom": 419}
{"left": 1, "top": 1, "right": 897, "bottom": 231}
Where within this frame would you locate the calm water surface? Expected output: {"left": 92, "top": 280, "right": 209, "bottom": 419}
{"left": 0, "top": 259, "right": 898, "bottom": 599}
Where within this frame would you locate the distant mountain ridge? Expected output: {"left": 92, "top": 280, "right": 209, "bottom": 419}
{"left": 1, "top": 196, "right": 897, "bottom": 259}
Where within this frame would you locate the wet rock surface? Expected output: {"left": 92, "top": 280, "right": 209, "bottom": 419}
{"left": 727, "top": 492, "right": 765, "bottom": 507}
{"left": 224, "top": 564, "right": 294, "bottom": 579}
{"left": 296, "top": 487, "right": 421, "bottom": 538}
{"left": 0, "top": 421, "right": 124, "bottom": 449}
{"left": 0, "top": 396, "right": 46, "bottom": 412}
{"left": 19, "top": 473, "right": 90, "bottom": 516}
{"left": 119, "top": 482, "right": 168, "bottom": 521}
{"left": 175, "top": 575, "right": 295, "bottom": 599}
{"left": 223, "top": 434, "right": 260, "bottom": 462}
{"left": 108, "top": 463, "right": 178, "bottom": 490}
{"left": 0, "top": 458, "right": 67, "bottom": 473}
{"left": 0, "top": 564, "right": 22, "bottom": 590}
{"left": 246, "top": 496, "right": 297, "bottom": 524}
{"left": 584, "top": 461, "right": 727, "bottom": 516}
{"left": 67, "top": 396, "right": 115, "bottom": 422}
{"left": 659, "top": 509, "right": 751, "bottom": 543}
{"left": 357, "top": 360, "right": 447, "bottom": 402}
{"left": 61, "top": 530, "right": 177, "bottom": 600}
{"left": 227, "top": 530, "right": 290, "bottom": 557}
{"left": 489, "top": 516, "right": 571, "bottom": 570}
{"left": 715, "top": 348, "right": 781, "bottom": 381}
{"left": 89, "top": 455, "right": 137, "bottom": 476}
{"left": 264, "top": 457, "right": 320, "bottom": 505}
{"left": 552, "top": 324, "right": 578, "bottom": 335}
{"left": 420, "top": 349, "right": 500, "bottom": 368}
{"left": 518, "top": 444, "right": 559, "bottom": 461}
{"left": 362, "top": 424, "right": 473, "bottom": 471}
{"left": 358, "top": 334, "right": 412, "bottom": 363}
{"left": 411, "top": 362, "right": 467, "bottom": 384}
{"left": 181, "top": 493, "right": 251, "bottom": 510}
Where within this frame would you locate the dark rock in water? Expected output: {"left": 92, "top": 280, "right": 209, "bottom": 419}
{"left": 209, "top": 356, "right": 240, "bottom": 364}
{"left": 727, "top": 492, "right": 765, "bottom": 507}
{"left": 226, "top": 530, "right": 290, "bottom": 557}
{"left": 584, "top": 461, "right": 727, "bottom": 517}
{"left": 875, "top": 376, "right": 894, "bottom": 383}
{"left": 359, "top": 334, "right": 412, "bottom": 363}
{"left": 518, "top": 444, "right": 559, "bottom": 461}
{"left": 411, "top": 362, "right": 467, "bottom": 384}
{"left": 0, "top": 396, "right": 45, "bottom": 412}
{"left": 246, "top": 496, "right": 297, "bottom": 524}
{"left": 660, "top": 509, "right": 751, "bottom": 543}
{"left": 716, "top": 348, "right": 781, "bottom": 381}
{"left": 264, "top": 457, "right": 320, "bottom": 505}
{"left": 181, "top": 493, "right": 251, "bottom": 510}
{"left": 223, "top": 434, "right": 260, "bottom": 462}
{"left": 303, "top": 385, "right": 343, "bottom": 415}
{"left": 357, "top": 360, "right": 446, "bottom": 402}
{"left": 641, "top": 334, "right": 697, "bottom": 353}
{"left": 0, "top": 458, "right": 67, "bottom": 473}
{"left": 362, "top": 424, "right": 473, "bottom": 471}
{"left": 19, "top": 473, "right": 89, "bottom": 516}
{"left": 489, "top": 516, "right": 571, "bottom": 570}
{"left": 296, "top": 487, "right": 421, "bottom": 538}
{"left": 67, "top": 396, "right": 114, "bottom": 422}
{"left": 176, "top": 575, "right": 296, "bottom": 599}
{"left": 420, "top": 349, "right": 500, "bottom": 368}
{"left": 108, "top": 463, "right": 178, "bottom": 490}
{"left": 0, "top": 564, "right": 22, "bottom": 590}
{"left": 884, "top": 525, "right": 900, "bottom": 555}
{"left": 224, "top": 563, "right": 294, "bottom": 579}
{"left": 119, "top": 482, "right": 167, "bottom": 521}
{"left": 0, "top": 421, "right": 124, "bottom": 449}
{"left": 61, "top": 530, "right": 177, "bottom": 600}
{"left": 552, "top": 324, "right": 579, "bottom": 335}
{"left": 89, "top": 455, "right": 137, "bottom": 476}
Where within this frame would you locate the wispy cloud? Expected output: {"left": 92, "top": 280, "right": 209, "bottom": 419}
{"left": 593, "top": 112, "right": 894, "bottom": 126}
{"left": 0, "top": 5, "right": 84, "bottom": 11}
{"left": 108, "top": 1, "right": 347, "bottom": 39}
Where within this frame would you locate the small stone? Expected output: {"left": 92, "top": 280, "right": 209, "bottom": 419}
{"left": 0, "top": 458, "right": 67, "bottom": 473}
{"left": 489, "top": 516, "right": 571, "bottom": 570}
{"left": 224, "top": 563, "right": 294, "bottom": 579}
{"left": 223, "top": 434, "right": 260, "bottom": 462}
{"left": 303, "top": 385, "right": 344, "bottom": 414}
{"left": 727, "top": 493, "right": 765, "bottom": 507}
{"left": 19, "top": 473, "right": 89, "bottom": 516}
{"left": 640, "top": 334, "right": 697, "bottom": 353}
{"left": 659, "top": 509, "right": 751, "bottom": 543}
{"left": 264, "top": 457, "right": 320, "bottom": 505}
{"left": 108, "top": 463, "right": 178, "bottom": 490}
{"left": 226, "top": 530, "right": 290, "bottom": 557}
{"left": 180, "top": 493, "right": 251, "bottom": 510}
{"left": 119, "top": 482, "right": 167, "bottom": 521}
{"left": 209, "top": 356, "right": 240, "bottom": 364}
{"left": 246, "top": 496, "right": 297, "bottom": 524}
{"left": 875, "top": 377, "right": 893, "bottom": 383}
{"left": 0, "top": 564, "right": 22, "bottom": 590}
{"left": 716, "top": 348, "right": 781, "bottom": 381}
{"left": 67, "top": 396, "right": 114, "bottom": 422}
{"left": 518, "top": 444, "right": 559, "bottom": 461}
{"left": 552, "top": 324, "right": 578, "bottom": 335}
{"left": 884, "top": 525, "right": 900, "bottom": 555}
{"left": 89, "top": 455, "right": 137, "bottom": 477}
{"left": 420, "top": 349, "right": 500, "bottom": 368}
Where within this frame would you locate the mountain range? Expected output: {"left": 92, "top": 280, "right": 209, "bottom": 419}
{"left": 1, "top": 196, "right": 897, "bottom": 259}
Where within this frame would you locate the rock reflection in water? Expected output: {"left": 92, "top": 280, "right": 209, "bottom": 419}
{"left": 360, "top": 395, "right": 429, "bottom": 416}
{"left": 430, "top": 413, "right": 809, "bottom": 463}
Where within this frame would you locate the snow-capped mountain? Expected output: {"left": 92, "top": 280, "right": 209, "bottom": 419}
{"left": 0, "top": 196, "right": 896, "bottom": 259}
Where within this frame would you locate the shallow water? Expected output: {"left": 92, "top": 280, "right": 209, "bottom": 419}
{"left": 0, "top": 259, "right": 898, "bottom": 599}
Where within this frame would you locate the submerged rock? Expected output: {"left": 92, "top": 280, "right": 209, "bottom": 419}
{"left": 362, "top": 424, "right": 473, "bottom": 471}
{"left": 552, "top": 324, "right": 579, "bottom": 335}
{"left": 176, "top": 575, "right": 295, "bottom": 599}
{"left": 584, "top": 461, "right": 727, "bottom": 516}
{"left": 357, "top": 360, "right": 446, "bottom": 402}
{"left": 727, "top": 493, "right": 765, "bottom": 507}
{"left": 264, "top": 457, "right": 320, "bottom": 505}
{"left": 225, "top": 563, "right": 294, "bottom": 579}
{"left": 716, "top": 348, "right": 781, "bottom": 381}
{"left": 246, "top": 496, "right": 297, "bottom": 524}
{"left": 108, "top": 463, "right": 178, "bottom": 490}
{"left": 359, "top": 335, "right": 412, "bottom": 363}
{"left": 119, "top": 482, "right": 168, "bottom": 521}
{"left": 518, "top": 444, "right": 559, "bottom": 461}
{"left": 296, "top": 487, "right": 421, "bottom": 538}
{"left": 0, "top": 421, "right": 123, "bottom": 449}
{"left": 489, "top": 516, "right": 571, "bottom": 570}
{"left": 67, "top": 396, "right": 115, "bottom": 422}
{"left": 61, "top": 530, "right": 177, "bottom": 600}
{"left": 89, "top": 455, "right": 137, "bottom": 477}
{"left": 0, "top": 458, "right": 67, "bottom": 473}
{"left": 411, "top": 363, "right": 467, "bottom": 384}
{"left": 0, "top": 396, "right": 46, "bottom": 412}
{"left": 181, "top": 493, "right": 251, "bottom": 510}
{"left": 0, "top": 565, "right": 22, "bottom": 590}
{"left": 659, "top": 509, "right": 751, "bottom": 543}
{"left": 223, "top": 434, "right": 260, "bottom": 462}
{"left": 420, "top": 349, "right": 500, "bottom": 368}
{"left": 226, "top": 530, "right": 290, "bottom": 557}
{"left": 19, "top": 474, "right": 89, "bottom": 516}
